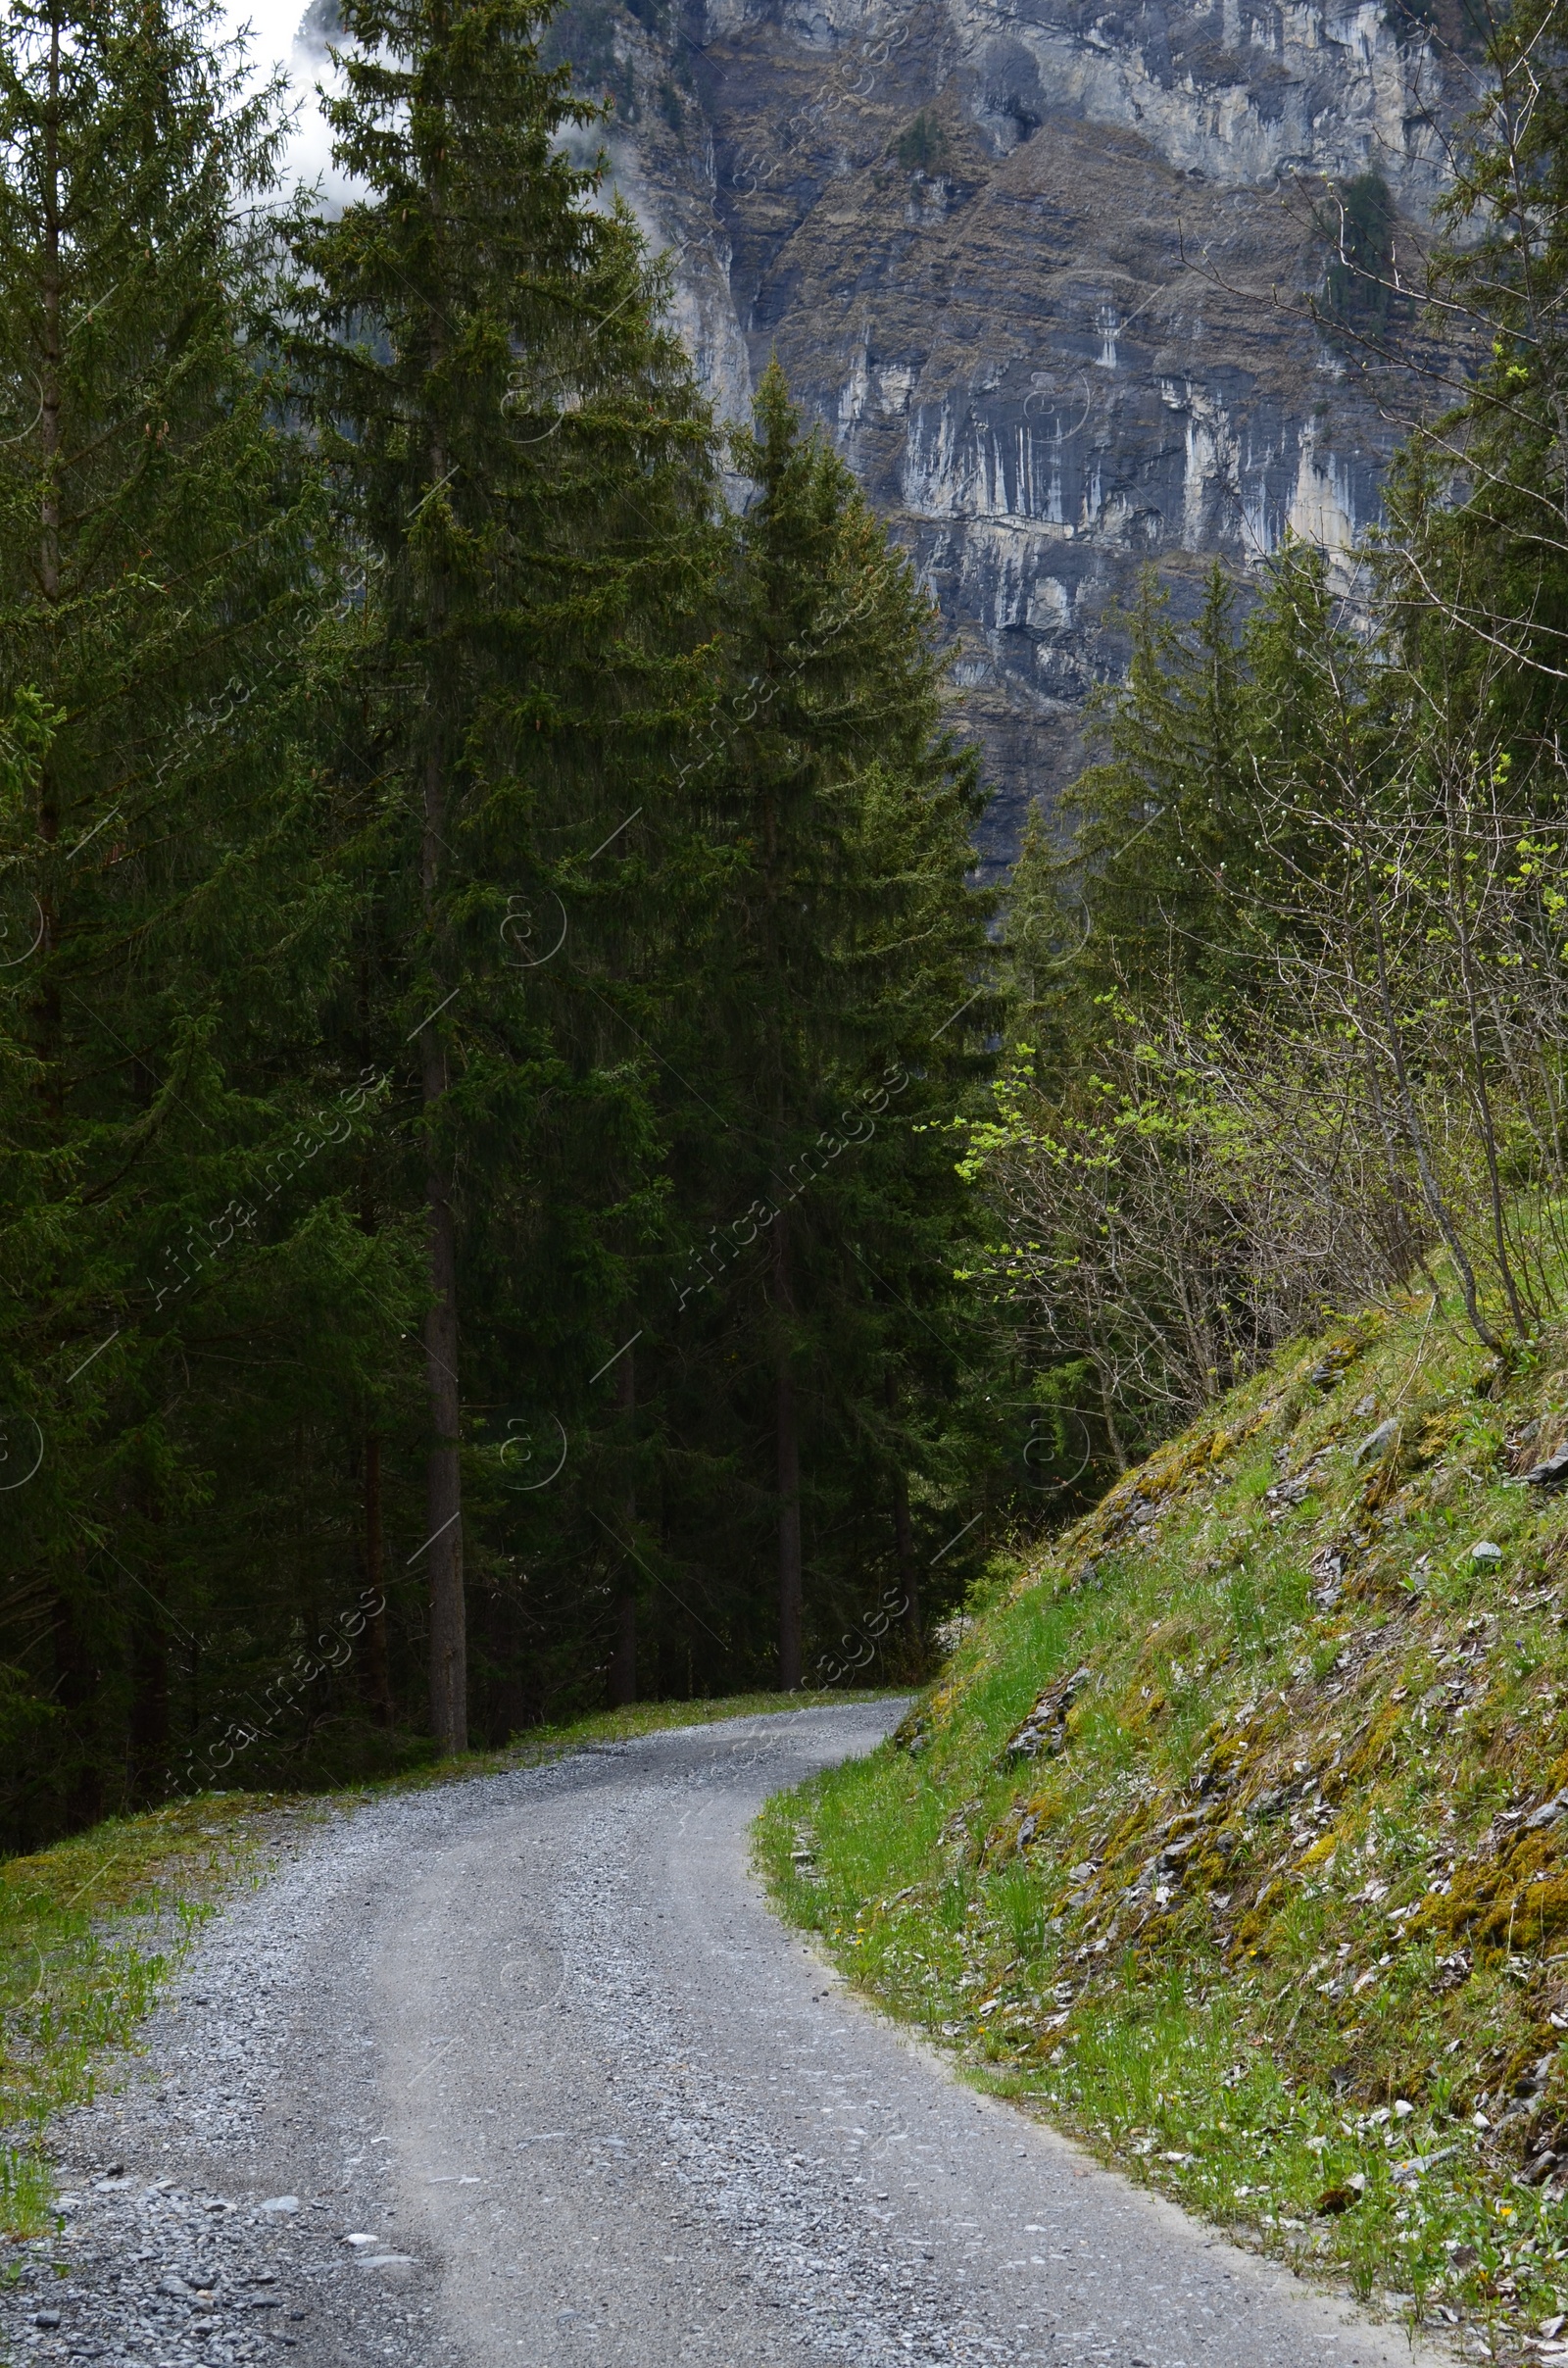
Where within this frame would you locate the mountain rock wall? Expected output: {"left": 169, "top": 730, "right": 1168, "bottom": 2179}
{"left": 579, "top": 0, "right": 1462, "bottom": 866}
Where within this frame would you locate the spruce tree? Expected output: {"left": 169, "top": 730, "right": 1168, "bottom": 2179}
{"left": 0, "top": 0, "right": 373, "bottom": 1834}
{"left": 291, "top": 0, "right": 718, "bottom": 1749}
{"left": 1397, "top": 0, "right": 1568, "bottom": 728}
{"left": 1061, "top": 565, "right": 1252, "bottom": 1011}
{"left": 1032, "top": 549, "right": 1357, "bottom": 1056}
{"left": 675, "top": 368, "right": 996, "bottom": 1684}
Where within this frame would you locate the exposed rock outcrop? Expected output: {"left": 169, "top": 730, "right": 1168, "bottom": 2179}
{"left": 577, "top": 0, "right": 1465, "bottom": 862}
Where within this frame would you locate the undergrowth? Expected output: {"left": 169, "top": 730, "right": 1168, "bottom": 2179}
{"left": 758, "top": 1290, "right": 1568, "bottom": 2364}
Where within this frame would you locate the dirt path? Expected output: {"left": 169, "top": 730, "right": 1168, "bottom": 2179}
{"left": 2, "top": 1705, "right": 1447, "bottom": 2368}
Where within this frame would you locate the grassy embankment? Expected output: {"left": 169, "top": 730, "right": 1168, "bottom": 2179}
{"left": 758, "top": 1297, "right": 1568, "bottom": 2359}
{"left": 0, "top": 1687, "right": 892, "bottom": 2241}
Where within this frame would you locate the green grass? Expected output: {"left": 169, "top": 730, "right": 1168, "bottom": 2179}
{"left": 757, "top": 1298, "right": 1568, "bottom": 2354}
{"left": 0, "top": 1793, "right": 298, "bottom": 2238}
{"left": 0, "top": 1685, "right": 896, "bottom": 2240}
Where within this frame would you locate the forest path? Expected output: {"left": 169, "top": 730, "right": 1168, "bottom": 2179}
{"left": 363, "top": 1703, "right": 1434, "bottom": 2368}
{"left": 12, "top": 1706, "right": 1447, "bottom": 2368}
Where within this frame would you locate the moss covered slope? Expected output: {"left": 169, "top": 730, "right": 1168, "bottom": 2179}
{"left": 758, "top": 1299, "right": 1568, "bottom": 2358}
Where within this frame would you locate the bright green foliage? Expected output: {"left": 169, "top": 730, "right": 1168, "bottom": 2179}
{"left": 760, "top": 1283, "right": 1568, "bottom": 2350}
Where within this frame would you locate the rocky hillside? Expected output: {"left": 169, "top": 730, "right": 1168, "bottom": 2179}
{"left": 759, "top": 1295, "right": 1568, "bottom": 2361}
{"left": 554, "top": 0, "right": 1469, "bottom": 867}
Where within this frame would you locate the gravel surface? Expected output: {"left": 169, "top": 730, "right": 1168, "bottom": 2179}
{"left": 1, "top": 1704, "right": 1450, "bottom": 2368}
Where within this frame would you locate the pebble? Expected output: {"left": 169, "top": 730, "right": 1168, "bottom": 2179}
{"left": 0, "top": 1795, "right": 450, "bottom": 2368}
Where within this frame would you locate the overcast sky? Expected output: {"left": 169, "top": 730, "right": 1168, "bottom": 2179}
{"left": 220, "top": 0, "right": 343, "bottom": 198}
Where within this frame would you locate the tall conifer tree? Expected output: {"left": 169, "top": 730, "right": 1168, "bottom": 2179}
{"left": 291, "top": 0, "right": 717, "bottom": 1749}
{"left": 682, "top": 368, "right": 994, "bottom": 1684}
{"left": 0, "top": 0, "right": 361, "bottom": 1832}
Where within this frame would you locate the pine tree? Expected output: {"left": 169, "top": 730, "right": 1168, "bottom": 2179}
{"left": 1060, "top": 565, "right": 1252, "bottom": 1011}
{"left": 290, "top": 0, "right": 718, "bottom": 1749}
{"left": 668, "top": 367, "right": 996, "bottom": 1684}
{"left": 1031, "top": 549, "right": 1357, "bottom": 1055}
{"left": 0, "top": 0, "right": 376, "bottom": 1835}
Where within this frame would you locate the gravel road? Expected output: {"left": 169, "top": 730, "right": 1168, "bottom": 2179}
{"left": 2, "top": 1703, "right": 1447, "bottom": 2368}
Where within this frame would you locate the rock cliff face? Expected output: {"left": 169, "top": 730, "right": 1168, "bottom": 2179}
{"left": 564, "top": 0, "right": 1461, "bottom": 864}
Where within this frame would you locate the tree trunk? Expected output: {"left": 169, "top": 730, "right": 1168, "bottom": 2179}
{"left": 883, "top": 1371, "right": 920, "bottom": 1652}
{"left": 611, "top": 1592, "right": 637, "bottom": 1706}
{"left": 127, "top": 1604, "right": 169, "bottom": 1804}
{"left": 1446, "top": 785, "right": 1529, "bottom": 1335}
{"left": 420, "top": 737, "right": 466, "bottom": 1754}
{"left": 892, "top": 1471, "right": 920, "bottom": 1648}
{"left": 777, "top": 1360, "right": 802, "bottom": 1689}
{"left": 421, "top": 1138, "right": 465, "bottom": 1750}
{"left": 774, "top": 1220, "right": 803, "bottom": 1689}
{"left": 356, "top": 1084, "right": 395, "bottom": 1730}
{"left": 610, "top": 1350, "right": 637, "bottom": 1705}
{"left": 361, "top": 1432, "right": 394, "bottom": 1727}
{"left": 54, "top": 1592, "right": 103, "bottom": 1831}
{"left": 39, "top": 12, "right": 61, "bottom": 609}
{"left": 34, "top": 12, "right": 62, "bottom": 1101}
{"left": 1361, "top": 845, "right": 1499, "bottom": 1351}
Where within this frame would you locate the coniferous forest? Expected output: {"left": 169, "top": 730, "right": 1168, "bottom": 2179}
{"left": 7, "top": 0, "right": 1568, "bottom": 1849}
{"left": 0, "top": 0, "right": 1012, "bottom": 1839}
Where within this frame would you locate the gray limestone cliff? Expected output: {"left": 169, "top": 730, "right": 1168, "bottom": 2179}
{"left": 569, "top": 0, "right": 1466, "bottom": 863}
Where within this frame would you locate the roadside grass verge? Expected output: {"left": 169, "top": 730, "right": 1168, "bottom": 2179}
{"left": 0, "top": 1685, "right": 896, "bottom": 2241}
{"left": 758, "top": 1295, "right": 1568, "bottom": 2361}
{"left": 0, "top": 1795, "right": 295, "bottom": 2240}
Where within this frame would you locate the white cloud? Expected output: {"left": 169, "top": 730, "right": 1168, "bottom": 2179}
{"left": 219, "top": 0, "right": 350, "bottom": 205}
